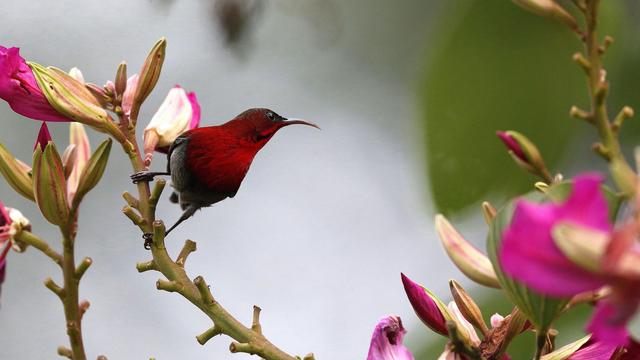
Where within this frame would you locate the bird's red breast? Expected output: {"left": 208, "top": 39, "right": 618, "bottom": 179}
{"left": 184, "top": 124, "right": 262, "bottom": 197}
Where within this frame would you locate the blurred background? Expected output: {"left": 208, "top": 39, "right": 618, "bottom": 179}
{"left": 0, "top": 0, "right": 639, "bottom": 359}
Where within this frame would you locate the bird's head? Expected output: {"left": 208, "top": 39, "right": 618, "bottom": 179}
{"left": 234, "top": 108, "right": 319, "bottom": 144}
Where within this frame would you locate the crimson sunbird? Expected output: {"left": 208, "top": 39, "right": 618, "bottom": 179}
{"left": 131, "top": 108, "right": 318, "bottom": 245}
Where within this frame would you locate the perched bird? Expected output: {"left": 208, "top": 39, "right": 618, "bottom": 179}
{"left": 131, "top": 108, "right": 318, "bottom": 243}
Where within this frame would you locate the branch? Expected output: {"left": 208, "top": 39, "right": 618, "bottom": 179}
{"left": 119, "top": 113, "right": 307, "bottom": 360}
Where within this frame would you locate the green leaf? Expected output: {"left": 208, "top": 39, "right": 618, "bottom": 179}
{"left": 422, "top": 0, "right": 583, "bottom": 214}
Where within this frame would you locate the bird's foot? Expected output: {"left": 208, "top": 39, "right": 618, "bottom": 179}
{"left": 131, "top": 171, "right": 156, "bottom": 184}
{"left": 143, "top": 233, "right": 153, "bottom": 250}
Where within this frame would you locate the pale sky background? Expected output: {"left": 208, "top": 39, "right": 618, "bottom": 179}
{"left": 0, "top": 1, "right": 486, "bottom": 359}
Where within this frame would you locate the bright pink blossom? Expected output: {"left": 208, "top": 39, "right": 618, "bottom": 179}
{"left": 0, "top": 46, "right": 69, "bottom": 122}
{"left": 499, "top": 173, "right": 640, "bottom": 346}
{"left": 366, "top": 316, "right": 414, "bottom": 360}
{"left": 0, "top": 202, "right": 13, "bottom": 296}
{"left": 500, "top": 174, "right": 611, "bottom": 296}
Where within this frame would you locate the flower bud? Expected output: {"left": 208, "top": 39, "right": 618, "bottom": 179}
{"left": 435, "top": 215, "right": 500, "bottom": 288}
{"left": 67, "top": 123, "right": 91, "bottom": 203}
{"left": 449, "top": 280, "right": 489, "bottom": 336}
{"left": 71, "top": 138, "right": 112, "bottom": 208}
{"left": 130, "top": 38, "right": 167, "bottom": 121}
{"left": 5, "top": 207, "right": 31, "bottom": 252}
{"left": 115, "top": 62, "right": 127, "bottom": 97}
{"left": 511, "top": 0, "right": 578, "bottom": 33}
{"left": 121, "top": 74, "right": 139, "bottom": 118}
{"left": 29, "top": 63, "right": 109, "bottom": 127}
{"left": 400, "top": 273, "right": 450, "bottom": 336}
{"left": 497, "top": 130, "right": 551, "bottom": 181}
{"left": 0, "top": 143, "right": 34, "bottom": 201}
{"left": 61, "top": 144, "right": 77, "bottom": 179}
{"left": 143, "top": 85, "right": 200, "bottom": 166}
{"left": 32, "top": 142, "right": 69, "bottom": 225}
{"left": 34, "top": 122, "right": 52, "bottom": 151}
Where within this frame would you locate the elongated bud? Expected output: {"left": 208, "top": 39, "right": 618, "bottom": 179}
{"left": 29, "top": 63, "right": 109, "bottom": 128}
{"left": 121, "top": 74, "right": 139, "bottom": 118}
{"left": 400, "top": 273, "right": 450, "bottom": 336}
{"left": 130, "top": 38, "right": 167, "bottom": 121}
{"left": 71, "top": 138, "right": 112, "bottom": 208}
{"left": 449, "top": 280, "right": 489, "bottom": 336}
{"left": 497, "top": 130, "right": 551, "bottom": 181}
{"left": 609, "top": 157, "right": 636, "bottom": 198}
{"left": 435, "top": 215, "right": 500, "bottom": 288}
{"left": 115, "top": 62, "right": 127, "bottom": 98}
{"left": 32, "top": 143, "right": 69, "bottom": 225}
{"left": 0, "top": 144, "right": 34, "bottom": 201}
{"left": 511, "top": 0, "right": 578, "bottom": 33}
{"left": 67, "top": 123, "right": 91, "bottom": 203}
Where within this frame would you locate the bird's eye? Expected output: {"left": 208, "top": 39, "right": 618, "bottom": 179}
{"left": 266, "top": 112, "right": 275, "bottom": 120}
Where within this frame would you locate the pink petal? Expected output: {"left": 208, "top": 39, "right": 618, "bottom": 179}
{"left": 401, "top": 273, "right": 448, "bottom": 336}
{"left": 586, "top": 301, "right": 630, "bottom": 347}
{"left": 0, "top": 202, "right": 10, "bottom": 228}
{"left": 499, "top": 174, "right": 610, "bottom": 297}
{"left": 0, "top": 46, "right": 70, "bottom": 122}
{"left": 187, "top": 91, "right": 201, "bottom": 129}
{"left": 366, "top": 316, "right": 414, "bottom": 360}
{"left": 568, "top": 338, "right": 617, "bottom": 359}
{"left": 34, "top": 122, "right": 52, "bottom": 150}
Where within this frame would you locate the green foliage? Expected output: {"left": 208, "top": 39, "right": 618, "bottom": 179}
{"left": 422, "top": 0, "right": 583, "bottom": 214}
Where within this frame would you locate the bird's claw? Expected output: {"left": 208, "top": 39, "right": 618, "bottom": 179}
{"left": 143, "top": 233, "right": 153, "bottom": 250}
{"left": 131, "top": 171, "right": 154, "bottom": 184}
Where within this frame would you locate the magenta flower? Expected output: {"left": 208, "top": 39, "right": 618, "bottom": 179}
{"left": 500, "top": 174, "right": 611, "bottom": 296}
{"left": 366, "top": 316, "right": 414, "bottom": 360}
{"left": 401, "top": 273, "right": 448, "bottom": 336}
{"left": 0, "top": 202, "right": 29, "bottom": 297}
{"left": 34, "top": 122, "right": 52, "bottom": 151}
{"left": 0, "top": 46, "right": 70, "bottom": 122}
{"left": 499, "top": 173, "right": 640, "bottom": 346}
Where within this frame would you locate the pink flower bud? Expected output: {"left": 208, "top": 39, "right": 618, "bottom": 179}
{"left": 0, "top": 46, "right": 71, "bottom": 122}
{"left": 366, "top": 316, "right": 414, "bottom": 360}
{"left": 401, "top": 273, "right": 449, "bottom": 336}
{"left": 496, "top": 130, "right": 527, "bottom": 162}
{"left": 34, "top": 122, "right": 52, "bottom": 151}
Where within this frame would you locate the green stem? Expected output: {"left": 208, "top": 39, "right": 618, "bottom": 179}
{"left": 582, "top": 0, "right": 636, "bottom": 195}
{"left": 60, "top": 224, "right": 87, "bottom": 360}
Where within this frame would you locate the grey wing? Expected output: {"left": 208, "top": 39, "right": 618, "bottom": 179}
{"left": 166, "top": 135, "right": 188, "bottom": 173}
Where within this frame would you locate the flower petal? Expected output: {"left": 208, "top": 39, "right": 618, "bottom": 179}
{"left": 34, "top": 122, "right": 52, "bottom": 151}
{"left": 366, "top": 316, "right": 414, "bottom": 360}
{"left": 586, "top": 301, "right": 630, "bottom": 346}
{"left": 499, "top": 175, "right": 611, "bottom": 297}
{"left": 0, "top": 46, "right": 70, "bottom": 122}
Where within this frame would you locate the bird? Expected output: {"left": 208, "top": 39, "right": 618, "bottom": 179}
{"left": 131, "top": 108, "right": 318, "bottom": 247}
